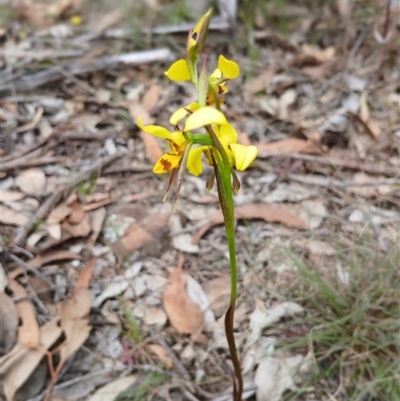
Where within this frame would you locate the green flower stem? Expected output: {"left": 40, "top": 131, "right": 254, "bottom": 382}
{"left": 188, "top": 56, "right": 198, "bottom": 90}
{"left": 207, "top": 127, "right": 243, "bottom": 401}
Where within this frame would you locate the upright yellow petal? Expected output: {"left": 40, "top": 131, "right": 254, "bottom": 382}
{"left": 229, "top": 143, "right": 258, "bottom": 171}
{"left": 165, "top": 59, "right": 191, "bottom": 81}
{"left": 187, "top": 146, "right": 207, "bottom": 176}
{"left": 169, "top": 102, "right": 200, "bottom": 125}
{"left": 217, "top": 124, "right": 237, "bottom": 145}
{"left": 209, "top": 68, "right": 222, "bottom": 82}
{"left": 184, "top": 107, "right": 228, "bottom": 131}
{"left": 218, "top": 55, "right": 240, "bottom": 79}
{"left": 153, "top": 153, "right": 182, "bottom": 174}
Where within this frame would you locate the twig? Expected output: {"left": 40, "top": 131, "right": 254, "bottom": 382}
{"left": 26, "top": 368, "right": 116, "bottom": 401}
{"left": 79, "top": 18, "right": 231, "bottom": 41}
{"left": 131, "top": 364, "right": 176, "bottom": 378}
{"left": 57, "top": 128, "right": 120, "bottom": 141}
{"left": 347, "top": 26, "right": 368, "bottom": 68}
{"left": 279, "top": 153, "right": 399, "bottom": 177}
{"left": 56, "top": 66, "right": 97, "bottom": 95}
{"left": 2, "top": 145, "right": 49, "bottom": 167}
{"left": 103, "top": 165, "right": 153, "bottom": 174}
{"left": 184, "top": 390, "right": 202, "bottom": 401}
{"left": 382, "top": 0, "right": 392, "bottom": 40}
{"left": 287, "top": 173, "right": 400, "bottom": 189}
{"left": 153, "top": 334, "right": 191, "bottom": 381}
{"left": 2, "top": 48, "right": 174, "bottom": 94}
{"left": 7, "top": 253, "right": 55, "bottom": 289}
{"left": 14, "top": 152, "right": 123, "bottom": 247}
{"left": 2, "top": 156, "right": 68, "bottom": 171}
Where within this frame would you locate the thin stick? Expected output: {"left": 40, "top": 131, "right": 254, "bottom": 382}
{"left": 7, "top": 253, "right": 55, "bottom": 288}
{"left": 382, "top": 0, "right": 392, "bottom": 39}
{"left": 26, "top": 368, "right": 114, "bottom": 401}
{"left": 2, "top": 48, "right": 174, "bottom": 94}
{"left": 274, "top": 153, "right": 398, "bottom": 177}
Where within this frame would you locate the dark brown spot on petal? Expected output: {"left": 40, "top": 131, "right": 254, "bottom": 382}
{"left": 159, "top": 158, "right": 172, "bottom": 171}
{"left": 218, "top": 85, "right": 224, "bottom": 94}
{"left": 170, "top": 141, "right": 180, "bottom": 153}
{"left": 191, "top": 31, "right": 198, "bottom": 41}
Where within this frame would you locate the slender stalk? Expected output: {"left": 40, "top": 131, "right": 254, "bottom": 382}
{"left": 211, "top": 149, "right": 243, "bottom": 401}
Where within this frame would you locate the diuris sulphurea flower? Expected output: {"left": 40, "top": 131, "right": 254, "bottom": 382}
{"left": 138, "top": 107, "right": 257, "bottom": 178}
{"left": 136, "top": 9, "right": 258, "bottom": 401}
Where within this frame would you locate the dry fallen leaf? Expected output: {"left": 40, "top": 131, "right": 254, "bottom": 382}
{"left": 299, "top": 199, "right": 328, "bottom": 230}
{"left": 278, "top": 89, "right": 297, "bottom": 120}
{"left": 0, "top": 205, "right": 30, "bottom": 226}
{"left": 8, "top": 279, "right": 40, "bottom": 349}
{"left": 0, "top": 292, "right": 19, "bottom": 356}
{"left": 0, "top": 318, "right": 63, "bottom": 401}
{"left": 15, "top": 107, "right": 44, "bottom": 134}
{"left": 46, "top": 202, "right": 72, "bottom": 225}
{"left": 58, "top": 287, "right": 92, "bottom": 361}
{"left": 128, "top": 102, "right": 163, "bottom": 163}
{"left": 244, "top": 68, "right": 275, "bottom": 95}
{"left": 193, "top": 203, "right": 308, "bottom": 243}
{"left": 94, "top": 9, "right": 122, "bottom": 32}
{"left": 88, "top": 207, "right": 107, "bottom": 244}
{"left": 146, "top": 344, "right": 174, "bottom": 369}
{"left": 66, "top": 200, "right": 85, "bottom": 225}
{"left": 0, "top": 191, "right": 25, "bottom": 202}
{"left": 114, "top": 211, "right": 170, "bottom": 260}
{"left": 88, "top": 375, "right": 139, "bottom": 401}
{"left": 61, "top": 212, "right": 91, "bottom": 238}
{"left": 47, "top": 0, "right": 82, "bottom": 18}
{"left": 301, "top": 44, "right": 336, "bottom": 62}
{"left": 202, "top": 274, "right": 231, "bottom": 318}
{"left": 142, "top": 83, "right": 162, "bottom": 111}
{"left": 255, "top": 354, "right": 305, "bottom": 401}
{"left": 169, "top": 214, "right": 199, "bottom": 254}
{"left": 249, "top": 300, "right": 304, "bottom": 344}
{"left": 257, "top": 138, "right": 325, "bottom": 157}
{"left": 15, "top": 168, "right": 47, "bottom": 195}
{"left": 47, "top": 259, "right": 95, "bottom": 395}
{"left": 28, "top": 250, "right": 83, "bottom": 269}
{"left": 76, "top": 258, "right": 97, "bottom": 290}
{"left": 162, "top": 255, "right": 205, "bottom": 336}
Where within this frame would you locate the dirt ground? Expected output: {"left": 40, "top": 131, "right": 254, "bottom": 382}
{"left": 1, "top": 1, "right": 399, "bottom": 401}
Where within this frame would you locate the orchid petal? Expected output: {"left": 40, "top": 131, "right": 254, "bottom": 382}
{"left": 187, "top": 145, "right": 207, "bottom": 176}
{"left": 210, "top": 68, "right": 222, "bottom": 81}
{"left": 169, "top": 102, "right": 200, "bottom": 125}
{"left": 165, "top": 59, "right": 191, "bottom": 81}
{"left": 229, "top": 143, "right": 258, "bottom": 171}
{"left": 137, "top": 117, "right": 175, "bottom": 139}
{"left": 153, "top": 153, "right": 182, "bottom": 174}
{"left": 218, "top": 124, "right": 237, "bottom": 145}
{"left": 218, "top": 55, "right": 240, "bottom": 79}
{"left": 184, "top": 107, "right": 228, "bottom": 131}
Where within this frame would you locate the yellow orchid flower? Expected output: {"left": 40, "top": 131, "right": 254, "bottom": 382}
{"left": 137, "top": 117, "right": 205, "bottom": 176}
{"left": 168, "top": 107, "right": 256, "bottom": 172}
{"left": 206, "top": 56, "right": 239, "bottom": 105}
{"left": 215, "top": 125, "right": 258, "bottom": 171}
